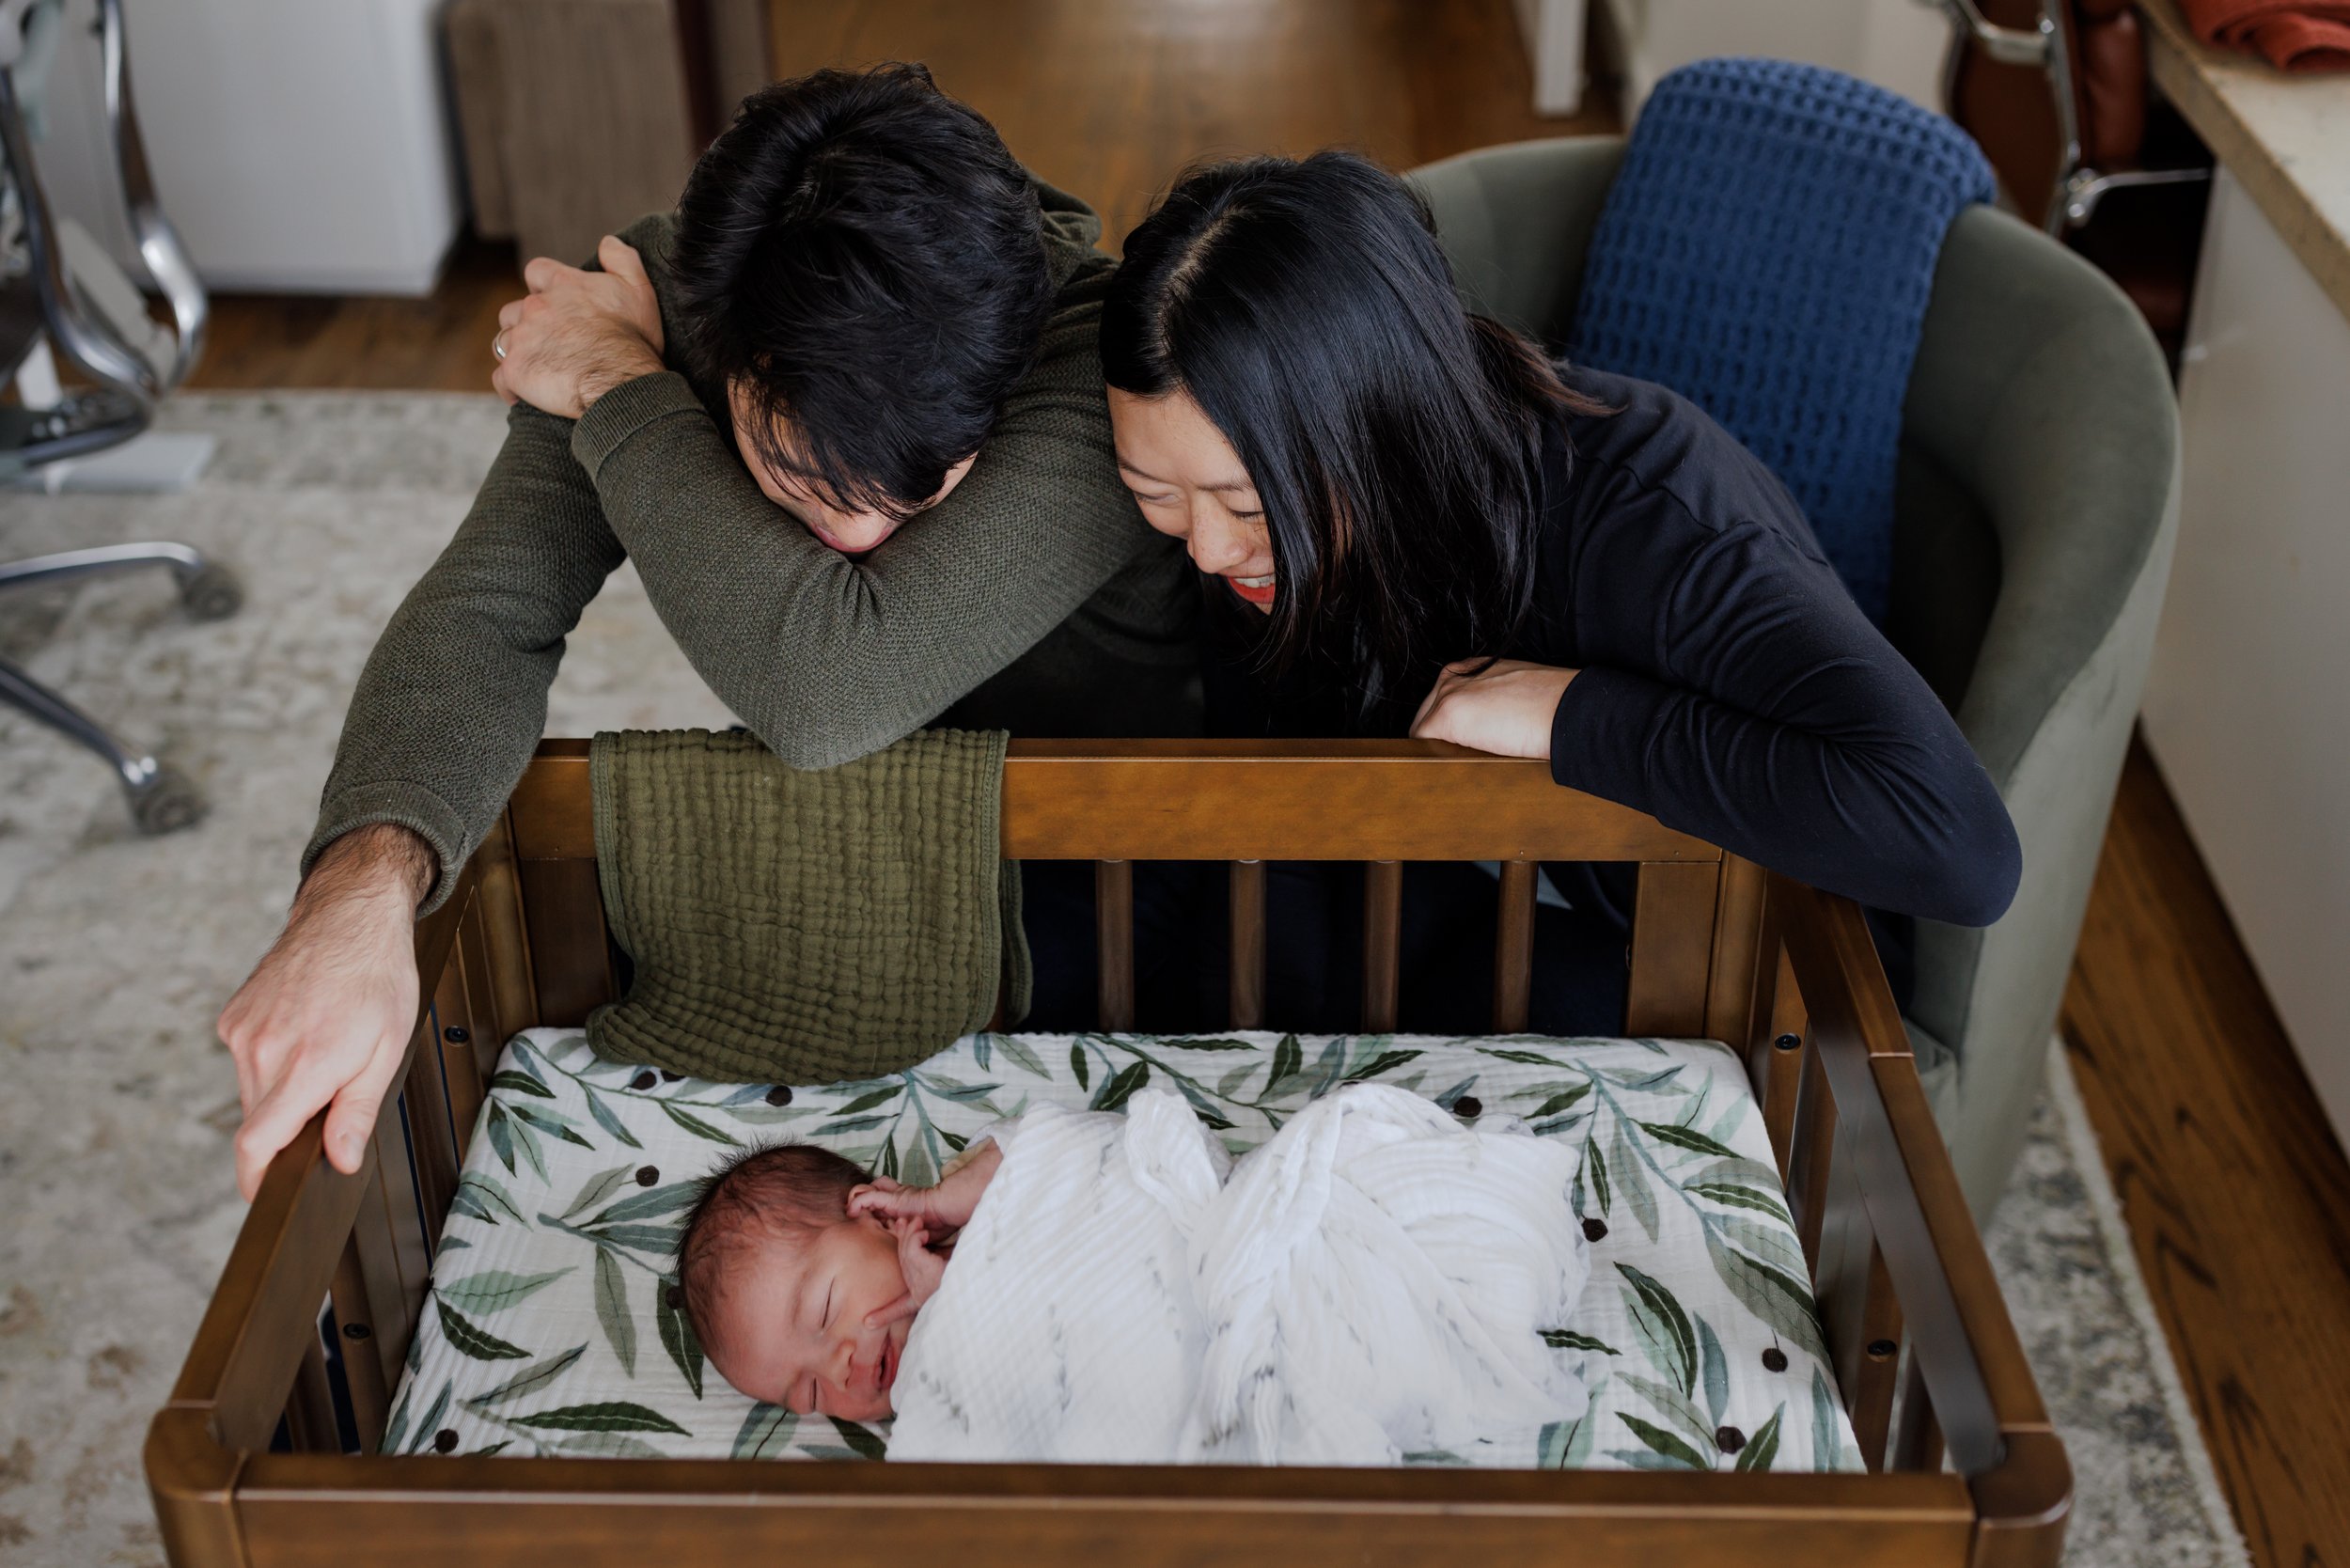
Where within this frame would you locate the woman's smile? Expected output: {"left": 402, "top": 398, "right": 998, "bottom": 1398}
{"left": 1107, "top": 386, "right": 1278, "bottom": 614}
{"left": 1226, "top": 572, "right": 1277, "bottom": 608}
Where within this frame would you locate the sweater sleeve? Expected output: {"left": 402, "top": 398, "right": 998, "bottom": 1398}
{"left": 567, "top": 335, "right": 1154, "bottom": 771}
{"left": 1548, "top": 516, "right": 2020, "bottom": 927}
{"left": 305, "top": 401, "right": 626, "bottom": 913}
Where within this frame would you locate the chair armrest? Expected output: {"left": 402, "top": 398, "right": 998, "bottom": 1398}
{"left": 1902, "top": 205, "right": 2180, "bottom": 1209}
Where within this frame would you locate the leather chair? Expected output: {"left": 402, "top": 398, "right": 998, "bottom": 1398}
{"left": 1940, "top": 0, "right": 2213, "bottom": 359}
{"left": 1409, "top": 138, "right": 2180, "bottom": 1215}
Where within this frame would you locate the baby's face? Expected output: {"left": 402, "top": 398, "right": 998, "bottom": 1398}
{"left": 706, "top": 1211, "right": 912, "bottom": 1420}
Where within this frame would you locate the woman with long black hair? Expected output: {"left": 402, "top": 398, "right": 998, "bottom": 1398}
{"left": 1058, "top": 149, "right": 2017, "bottom": 1036}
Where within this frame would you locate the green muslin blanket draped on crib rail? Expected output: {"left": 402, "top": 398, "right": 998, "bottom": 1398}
{"left": 585, "top": 728, "right": 1031, "bottom": 1084}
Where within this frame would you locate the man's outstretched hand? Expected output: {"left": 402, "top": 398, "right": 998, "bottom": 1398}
{"left": 216, "top": 824, "right": 437, "bottom": 1200}
{"left": 492, "top": 235, "right": 668, "bottom": 419}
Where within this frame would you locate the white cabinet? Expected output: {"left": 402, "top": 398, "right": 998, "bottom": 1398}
{"left": 1512, "top": 0, "right": 1590, "bottom": 116}
{"left": 33, "top": 0, "right": 462, "bottom": 295}
{"left": 2143, "top": 166, "right": 2350, "bottom": 1144}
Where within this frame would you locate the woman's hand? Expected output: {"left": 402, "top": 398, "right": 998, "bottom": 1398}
{"left": 1410, "top": 658, "right": 1578, "bottom": 760}
{"left": 491, "top": 236, "right": 667, "bottom": 418}
{"left": 848, "top": 1139, "right": 1004, "bottom": 1234}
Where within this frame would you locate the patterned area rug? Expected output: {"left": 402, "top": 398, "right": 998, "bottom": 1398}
{"left": 0, "top": 393, "right": 2246, "bottom": 1564}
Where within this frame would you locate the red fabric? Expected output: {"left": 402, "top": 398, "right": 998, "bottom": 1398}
{"left": 2178, "top": 0, "right": 2350, "bottom": 71}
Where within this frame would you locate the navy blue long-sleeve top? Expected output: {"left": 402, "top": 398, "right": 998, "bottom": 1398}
{"left": 1206, "top": 364, "right": 2021, "bottom": 933}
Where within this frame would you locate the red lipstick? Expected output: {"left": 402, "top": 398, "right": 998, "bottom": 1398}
{"left": 1225, "top": 573, "right": 1277, "bottom": 608}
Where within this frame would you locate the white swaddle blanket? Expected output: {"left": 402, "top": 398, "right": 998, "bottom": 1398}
{"left": 885, "top": 1090, "right": 1230, "bottom": 1462}
{"left": 885, "top": 1084, "right": 1590, "bottom": 1465}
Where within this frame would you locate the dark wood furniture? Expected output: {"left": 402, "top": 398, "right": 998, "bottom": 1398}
{"left": 1941, "top": 0, "right": 2213, "bottom": 362}
{"left": 147, "top": 739, "right": 2069, "bottom": 1567}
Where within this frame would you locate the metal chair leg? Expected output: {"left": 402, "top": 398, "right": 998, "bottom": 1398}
{"left": 0, "top": 651, "right": 205, "bottom": 833}
{"left": 1, "top": 548, "right": 238, "bottom": 836}
{"left": 0, "top": 541, "right": 243, "bottom": 619}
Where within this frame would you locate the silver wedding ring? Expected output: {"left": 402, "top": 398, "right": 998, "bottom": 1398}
{"left": 492, "top": 329, "right": 509, "bottom": 362}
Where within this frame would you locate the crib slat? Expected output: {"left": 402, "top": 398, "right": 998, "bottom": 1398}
{"left": 282, "top": 1317, "right": 338, "bottom": 1454}
{"left": 475, "top": 808, "right": 541, "bottom": 1036}
{"left": 516, "top": 855, "right": 617, "bottom": 1027}
{"left": 1362, "top": 860, "right": 1402, "bottom": 1033}
{"left": 1760, "top": 949, "right": 1808, "bottom": 1184}
{"left": 1788, "top": 1034, "right": 1838, "bottom": 1276}
{"left": 328, "top": 1237, "right": 389, "bottom": 1453}
{"left": 1892, "top": 1350, "right": 1946, "bottom": 1472}
{"left": 352, "top": 1104, "right": 431, "bottom": 1410}
{"left": 1848, "top": 1241, "right": 1906, "bottom": 1472}
{"left": 439, "top": 929, "right": 491, "bottom": 1164}
{"left": 1704, "top": 855, "right": 1770, "bottom": 1046}
{"left": 1625, "top": 860, "right": 1720, "bottom": 1036}
{"left": 400, "top": 1014, "right": 461, "bottom": 1258}
{"left": 1229, "top": 860, "right": 1266, "bottom": 1029}
{"left": 1096, "top": 860, "right": 1136, "bottom": 1031}
{"left": 1493, "top": 860, "right": 1537, "bottom": 1033}
{"left": 455, "top": 904, "right": 502, "bottom": 1094}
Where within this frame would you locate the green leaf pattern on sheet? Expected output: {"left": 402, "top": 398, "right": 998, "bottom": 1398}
{"left": 386, "top": 1029, "right": 1862, "bottom": 1470}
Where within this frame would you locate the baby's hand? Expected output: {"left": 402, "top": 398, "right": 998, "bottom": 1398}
{"left": 891, "top": 1216, "right": 948, "bottom": 1309}
{"left": 849, "top": 1139, "right": 1003, "bottom": 1233}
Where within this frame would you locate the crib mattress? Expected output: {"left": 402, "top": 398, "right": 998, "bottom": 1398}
{"left": 385, "top": 1029, "right": 1863, "bottom": 1471}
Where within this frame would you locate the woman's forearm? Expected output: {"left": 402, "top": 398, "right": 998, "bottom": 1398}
{"left": 1549, "top": 664, "right": 2020, "bottom": 927}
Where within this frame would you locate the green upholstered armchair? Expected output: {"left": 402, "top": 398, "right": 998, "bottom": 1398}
{"left": 1410, "top": 138, "right": 2180, "bottom": 1215}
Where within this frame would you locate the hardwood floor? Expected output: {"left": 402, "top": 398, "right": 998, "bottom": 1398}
{"left": 189, "top": 237, "right": 525, "bottom": 394}
{"left": 164, "top": 5, "right": 2348, "bottom": 1564}
{"left": 2061, "top": 737, "right": 2350, "bottom": 1568}
{"left": 190, "top": 0, "right": 1611, "bottom": 395}
{"left": 765, "top": 0, "right": 1614, "bottom": 251}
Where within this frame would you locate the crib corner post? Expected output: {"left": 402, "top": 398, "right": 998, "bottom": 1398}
{"left": 1965, "top": 1428, "right": 2073, "bottom": 1567}
{"left": 144, "top": 1407, "right": 246, "bottom": 1568}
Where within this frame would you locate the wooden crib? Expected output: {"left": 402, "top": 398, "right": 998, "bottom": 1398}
{"left": 147, "top": 738, "right": 2069, "bottom": 1567}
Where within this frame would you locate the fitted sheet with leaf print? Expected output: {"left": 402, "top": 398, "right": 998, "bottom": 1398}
{"left": 386, "top": 1029, "right": 1864, "bottom": 1472}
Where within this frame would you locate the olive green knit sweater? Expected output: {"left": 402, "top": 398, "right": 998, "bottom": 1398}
{"left": 303, "top": 181, "right": 1198, "bottom": 913}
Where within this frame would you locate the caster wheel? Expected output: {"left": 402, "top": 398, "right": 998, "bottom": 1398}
{"left": 128, "top": 761, "right": 207, "bottom": 836}
{"left": 179, "top": 561, "right": 243, "bottom": 621}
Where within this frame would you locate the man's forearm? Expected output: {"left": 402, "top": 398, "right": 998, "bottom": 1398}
{"left": 299, "top": 823, "right": 438, "bottom": 919}
{"left": 570, "top": 375, "right": 1148, "bottom": 768}
{"left": 306, "top": 400, "right": 622, "bottom": 913}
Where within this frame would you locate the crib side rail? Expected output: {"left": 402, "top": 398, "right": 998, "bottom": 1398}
{"left": 1759, "top": 877, "right": 2070, "bottom": 1565}
{"left": 148, "top": 857, "right": 481, "bottom": 1560}
{"left": 150, "top": 814, "right": 536, "bottom": 1553}
{"left": 149, "top": 740, "right": 2064, "bottom": 1568}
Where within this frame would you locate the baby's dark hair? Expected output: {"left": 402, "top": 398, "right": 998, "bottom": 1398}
{"left": 677, "top": 1143, "right": 867, "bottom": 1354}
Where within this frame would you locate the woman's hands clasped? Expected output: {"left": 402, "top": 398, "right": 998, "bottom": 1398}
{"left": 1409, "top": 658, "right": 1578, "bottom": 760}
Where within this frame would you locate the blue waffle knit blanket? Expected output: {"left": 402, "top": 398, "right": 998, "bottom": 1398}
{"left": 1565, "top": 59, "right": 1995, "bottom": 622}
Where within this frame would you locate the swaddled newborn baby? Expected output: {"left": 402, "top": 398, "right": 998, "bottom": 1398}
{"left": 680, "top": 1083, "right": 1590, "bottom": 1462}
{"left": 674, "top": 1138, "right": 1002, "bottom": 1421}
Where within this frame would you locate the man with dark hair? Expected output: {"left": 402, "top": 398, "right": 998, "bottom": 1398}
{"left": 214, "top": 65, "right": 1197, "bottom": 1198}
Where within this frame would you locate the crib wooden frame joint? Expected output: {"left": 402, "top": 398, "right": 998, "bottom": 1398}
{"left": 148, "top": 740, "right": 2071, "bottom": 1568}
